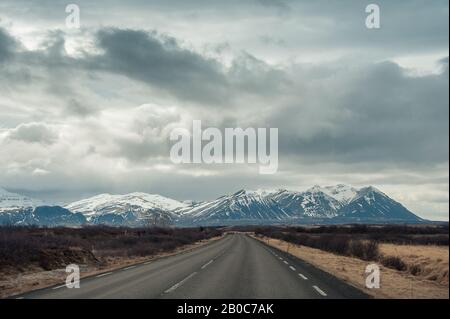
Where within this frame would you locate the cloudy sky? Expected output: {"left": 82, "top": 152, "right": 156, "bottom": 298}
{"left": 0, "top": 0, "right": 448, "bottom": 220}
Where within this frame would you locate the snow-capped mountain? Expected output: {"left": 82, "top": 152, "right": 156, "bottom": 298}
{"left": 176, "top": 189, "right": 292, "bottom": 225}
{"left": 336, "top": 186, "right": 422, "bottom": 221}
{"left": 268, "top": 187, "right": 341, "bottom": 218}
{"left": 65, "top": 192, "right": 187, "bottom": 226}
{"left": 0, "top": 187, "right": 43, "bottom": 211}
{"left": 0, "top": 185, "right": 424, "bottom": 226}
{"left": 266, "top": 185, "right": 421, "bottom": 222}
{"left": 177, "top": 185, "right": 422, "bottom": 225}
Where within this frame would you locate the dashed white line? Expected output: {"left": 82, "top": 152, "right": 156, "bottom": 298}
{"left": 52, "top": 284, "right": 66, "bottom": 290}
{"left": 278, "top": 257, "right": 283, "bottom": 260}
{"left": 298, "top": 273, "right": 308, "bottom": 280}
{"left": 96, "top": 272, "right": 113, "bottom": 278}
{"left": 283, "top": 260, "right": 289, "bottom": 265}
{"left": 164, "top": 272, "right": 197, "bottom": 294}
{"left": 289, "top": 266, "right": 296, "bottom": 271}
{"left": 123, "top": 265, "right": 136, "bottom": 270}
{"left": 201, "top": 260, "right": 214, "bottom": 269}
{"left": 313, "top": 285, "right": 327, "bottom": 297}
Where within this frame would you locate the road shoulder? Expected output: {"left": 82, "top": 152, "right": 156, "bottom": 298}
{"left": 251, "top": 234, "right": 449, "bottom": 299}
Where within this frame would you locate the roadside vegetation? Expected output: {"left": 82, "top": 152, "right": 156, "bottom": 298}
{"left": 0, "top": 225, "right": 223, "bottom": 298}
{"left": 251, "top": 224, "right": 449, "bottom": 290}
{"left": 0, "top": 225, "right": 222, "bottom": 271}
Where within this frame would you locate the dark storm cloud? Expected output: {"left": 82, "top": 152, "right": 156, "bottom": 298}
{"left": 275, "top": 60, "right": 449, "bottom": 165}
{"left": 3, "top": 0, "right": 447, "bottom": 59}
{"left": 0, "top": 27, "right": 16, "bottom": 62}
{"left": 2, "top": 26, "right": 286, "bottom": 107}
{"left": 227, "top": 52, "right": 290, "bottom": 96}
{"left": 2, "top": 25, "right": 447, "bottom": 167}
{"left": 88, "top": 28, "right": 230, "bottom": 105}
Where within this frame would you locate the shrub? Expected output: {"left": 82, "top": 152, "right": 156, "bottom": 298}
{"left": 409, "top": 264, "right": 422, "bottom": 276}
{"left": 348, "top": 240, "right": 379, "bottom": 261}
{"left": 381, "top": 255, "right": 407, "bottom": 271}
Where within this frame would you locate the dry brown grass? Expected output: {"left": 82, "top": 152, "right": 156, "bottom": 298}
{"left": 380, "top": 244, "right": 449, "bottom": 285}
{"left": 254, "top": 235, "right": 449, "bottom": 299}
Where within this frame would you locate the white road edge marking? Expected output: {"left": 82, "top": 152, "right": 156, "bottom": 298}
{"left": 289, "top": 266, "right": 296, "bottom": 271}
{"left": 144, "top": 261, "right": 152, "bottom": 265}
{"left": 313, "top": 285, "right": 327, "bottom": 297}
{"left": 123, "top": 265, "right": 136, "bottom": 270}
{"left": 16, "top": 297, "right": 24, "bottom": 299}
{"left": 164, "top": 272, "right": 197, "bottom": 294}
{"left": 96, "top": 272, "right": 113, "bottom": 278}
{"left": 201, "top": 260, "right": 214, "bottom": 269}
{"left": 52, "top": 284, "right": 66, "bottom": 290}
{"left": 298, "top": 273, "right": 308, "bottom": 280}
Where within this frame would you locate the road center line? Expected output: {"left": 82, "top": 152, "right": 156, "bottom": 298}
{"left": 313, "top": 285, "right": 327, "bottom": 297}
{"left": 289, "top": 266, "right": 296, "bottom": 271}
{"left": 201, "top": 260, "right": 214, "bottom": 269}
{"left": 298, "top": 273, "right": 308, "bottom": 280}
{"left": 96, "top": 272, "right": 113, "bottom": 278}
{"left": 164, "top": 272, "right": 197, "bottom": 294}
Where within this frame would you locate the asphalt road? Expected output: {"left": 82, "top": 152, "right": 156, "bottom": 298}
{"left": 16, "top": 233, "right": 369, "bottom": 299}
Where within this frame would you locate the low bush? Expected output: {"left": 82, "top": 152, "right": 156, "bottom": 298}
{"left": 349, "top": 240, "right": 379, "bottom": 261}
{"left": 380, "top": 255, "right": 407, "bottom": 271}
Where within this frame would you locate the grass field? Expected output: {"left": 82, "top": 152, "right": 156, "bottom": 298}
{"left": 251, "top": 224, "right": 448, "bottom": 299}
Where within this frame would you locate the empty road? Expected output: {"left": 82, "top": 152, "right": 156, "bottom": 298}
{"left": 16, "top": 233, "right": 368, "bottom": 299}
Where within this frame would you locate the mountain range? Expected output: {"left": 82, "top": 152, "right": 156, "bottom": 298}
{"left": 0, "top": 185, "right": 424, "bottom": 226}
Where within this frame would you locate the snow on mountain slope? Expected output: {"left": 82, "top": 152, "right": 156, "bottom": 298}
{"left": 66, "top": 192, "right": 186, "bottom": 216}
{"left": 319, "top": 184, "right": 359, "bottom": 204}
{"left": 268, "top": 188, "right": 340, "bottom": 218}
{"left": 338, "top": 186, "right": 422, "bottom": 221}
{"left": 176, "top": 189, "right": 292, "bottom": 224}
{"left": 300, "top": 186, "right": 342, "bottom": 217}
{"left": 65, "top": 192, "right": 187, "bottom": 225}
{"left": 177, "top": 185, "right": 422, "bottom": 224}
